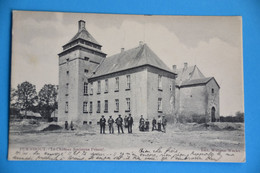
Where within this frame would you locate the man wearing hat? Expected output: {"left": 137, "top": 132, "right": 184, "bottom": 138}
{"left": 152, "top": 117, "right": 157, "bottom": 131}
{"left": 99, "top": 115, "right": 106, "bottom": 134}
{"left": 115, "top": 114, "right": 124, "bottom": 134}
{"left": 108, "top": 115, "right": 114, "bottom": 134}
{"left": 127, "top": 114, "right": 133, "bottom": 133}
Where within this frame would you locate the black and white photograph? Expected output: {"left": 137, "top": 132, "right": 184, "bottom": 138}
{"left": 9, "top": 11, "right": 245, "bottom": 162}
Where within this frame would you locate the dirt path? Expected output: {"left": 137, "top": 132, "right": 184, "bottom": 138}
{"left": 9, "top": 123, "right": 245, "bottom": 151}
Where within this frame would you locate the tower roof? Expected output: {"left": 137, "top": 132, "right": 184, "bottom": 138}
{"left": 66, "top": 20, "right": 101, "bottom": 46}
{"left": 176, "top": 65, "right": 205, "bottom": 85}
{"left": 91, "top": 43, "right": 175, "bottom": 78}
{"left": 69, "top": 29, "right": 101, "bottom": 46}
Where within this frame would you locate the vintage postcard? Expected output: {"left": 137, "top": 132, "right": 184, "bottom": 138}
{"left": 9, "top": 11, "right": 245, "bottom": 162}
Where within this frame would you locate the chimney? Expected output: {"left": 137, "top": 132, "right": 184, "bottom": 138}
{"left": 139, "top": 41, "right": 144, "bottom": 46}
{"left": 78, "top": 20, "right": 86, "bottom": 32}
{"left": 184, "top": 62, "right": 188, "bottom": 70}
{"left": 121, "top": 48, "right": 125, "bottom": 53}
{"left": 172, "top": 65, "right": 177, "bottom": 71}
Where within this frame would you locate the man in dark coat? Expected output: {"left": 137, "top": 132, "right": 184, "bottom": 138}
{"left": 127, "top": 114, "right": 133, "bottom": 133}
{"left": 99, "top": 115, "right": 106, "bottom": 134}
{"left": 152, "top": 118, "right": 157, "bottom": 131}
{"left": 65, "top": 121, "right": 69, "bottom": 130}
{"left": 115, "top": 115, "right": 124, "bottom": 134}
{"left": 145, "top": 119, "right": 150, "bottom": 131}
{"left": 70, "top": 121, "right": 75, "bottom": 130}
{"left": 139, "top": 115, "right": 145, "bottom": 131}
{"left": 108, "top": 115, "right": 114, "bottom": 134}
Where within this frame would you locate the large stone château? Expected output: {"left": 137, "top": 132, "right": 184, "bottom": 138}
{"left": 58, "top": 20, "right": 220, "bottom": 124}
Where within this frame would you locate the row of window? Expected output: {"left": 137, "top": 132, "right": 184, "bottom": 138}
{"left": 82, "top": 74, "right": 164, "bottom": 96}
{"left": 64, "top": 74, "right": 166, "bottom": 96}
{"left": 64, "top": 98, "right": 163, "bottom": 113}
{"left": 83, "top": 75, "right": 131, "bottom": 95}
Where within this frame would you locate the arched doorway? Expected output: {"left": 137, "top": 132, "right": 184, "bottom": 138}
{"left": 211, "top": 107, "right": 216, "bottom": 122}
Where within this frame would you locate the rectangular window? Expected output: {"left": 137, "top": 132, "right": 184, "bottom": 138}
{"left": 90, "top": 82, "right": 93, "bottom": 95}
{"left": 126, "top": 98, "right": 130, "bottom": 112}
{"left": 65, "top": 83, "right": 69, "bottom": 96}
{"left": 158, "top": 75, "right": 163, "bottom": 91}
{"left": 104, "top": 100, "right": 108, "bottom": 113}
{"left": 83, "top": 102, "right": 88, "bottom": 113}
{"left": 84, "top": 82, "right": 88, "bottom": 95}
{"left": 84, "top": 69, "right": 88, "bottom": 75}
{"left": 66, "top": 71, "right": 69, "bottom": 75}
{"left": 89, "top": 101, "right": 93, "bottom": 113}
{"left": 115, "top": 77, "right": 119, "bottom": 92}
{"left": 115, "top": 99, "right": 119, "bottom": 112}
{"left": 158, "top": 98, "right": 162, "bottom": 112}
{"left": 65, "top": 102, "right": 68, "bottom": 113}
{"left": 97, "top": 81, "right": 101, "bottom": 94}
{"left": 126, "top": 75, "right": 131, "bottom": 90}
{"left": 105, "top": 79, "right": 109, "bottom": 93}
{"left": 97, "top": 101, "right": 101, "bottom": 113}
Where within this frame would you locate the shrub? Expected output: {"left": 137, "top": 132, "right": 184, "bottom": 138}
{"left": 191, "top": 114, "right": 206, "bottom": 124}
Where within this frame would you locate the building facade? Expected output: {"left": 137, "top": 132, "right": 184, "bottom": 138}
{"left": 58, "top": 20, "right": 176, "bottom": 124}
{"left": 58, "top": 20, "right": 220, "bottom": 124}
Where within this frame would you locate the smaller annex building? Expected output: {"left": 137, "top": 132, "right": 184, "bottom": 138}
{"left": 174, "top": 63, "right": 220, "bottom": 123}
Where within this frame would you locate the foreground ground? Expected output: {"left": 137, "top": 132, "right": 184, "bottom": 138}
{"left": 9, "top": 121, "right": 245, "bottom": 151}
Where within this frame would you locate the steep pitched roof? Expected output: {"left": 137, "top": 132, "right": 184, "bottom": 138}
{"left": 68, "top": 29, "right": 100, "bottom": 46}
{"left": 176, "top": 65, "right": 205, "bottom": 86}
{"left": 91, "top": 44, "right": 174, "bottom": 78}
{"left": 176, "top": 65, "right": 220, "bottom": 88}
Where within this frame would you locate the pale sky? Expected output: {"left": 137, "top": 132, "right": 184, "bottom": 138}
{"left": 11, "top": 11, "right": 244, "bottom": 116}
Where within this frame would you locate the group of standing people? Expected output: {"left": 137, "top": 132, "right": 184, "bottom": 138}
{"left": 65, "top": 121, "right": 75, "bottom": 130}
{"left": 151, "top": 115, "right": 167, "bottom": 133}
{"left": 99, "top": 114, "right": 133, "bottom": 134}
{"left": 139, "top": 115, "right": 167, "bottom": 133}
{"left": 99, "top": 114, "right": 167, "bottom": 134}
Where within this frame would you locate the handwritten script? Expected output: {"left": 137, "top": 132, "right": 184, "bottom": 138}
{"left": 9, "top": 147, "right": 244, "bottom": 162}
